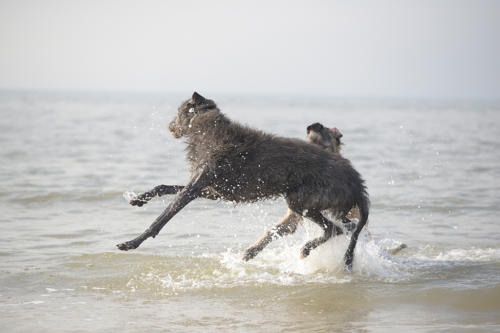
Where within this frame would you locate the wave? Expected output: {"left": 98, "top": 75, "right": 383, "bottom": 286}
{"left": 9, "top": 190, "right": 125, "bottom": 204}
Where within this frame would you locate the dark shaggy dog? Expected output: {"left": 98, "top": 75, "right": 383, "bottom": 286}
{"left": 129, "top": 122, "right": 356, "bottom": 258}
{"left": 307, "top": 123, "right": 406, "bottom": 255}
{"left": 117, "top": 92, "right": 370, "bottom": 270}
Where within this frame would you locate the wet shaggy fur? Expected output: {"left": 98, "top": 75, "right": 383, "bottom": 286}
{"left": 129, "top": 123, "right": 346, "bottom": 207}
{"left": 129, "top": 122, "right": 357, "bottom": 259}
{"left": 117, "top": 92, "right": 370, "bottom": 270}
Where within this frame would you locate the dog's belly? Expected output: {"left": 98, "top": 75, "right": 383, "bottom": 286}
{"left": 210, "top": 179, "right": 281, "bottom": 203}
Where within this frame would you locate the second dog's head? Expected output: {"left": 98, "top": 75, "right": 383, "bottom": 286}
{"left": 306, "top": 122, "right": 343, "bottom": 154}
{"left": 169, "top": 92, "right": 218, "bottom": 138}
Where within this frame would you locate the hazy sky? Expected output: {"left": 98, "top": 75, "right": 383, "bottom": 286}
{"left": 1, "top": 0, "right": 499, "bottom": 100}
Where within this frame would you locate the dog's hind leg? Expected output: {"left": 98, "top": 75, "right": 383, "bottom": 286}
{"left": 243, "top": 209, "right": 302, "bottom": 261}
{"left": 344, "top": 197, "right": 369, "bottom": 271}
{"left": 343, "top": 220, "right": 365, "bottom": 271}
{"left": 117, "top": 166, "right": 213, "bottom": 251}
{"left": 130, "top": 185, "right": 185, "bottom": 207}
{"left": 300, "top": 210, "right": 343, "bottom": 258}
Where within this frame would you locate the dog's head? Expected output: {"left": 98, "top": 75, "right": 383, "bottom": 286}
{"left": 306, "top": 122, "right": 343, "bottom": 154}
{"left": 169, "top": 92, "right": 218, "bottom": 138}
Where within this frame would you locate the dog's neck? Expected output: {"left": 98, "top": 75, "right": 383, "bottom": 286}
{"left": 183, "top": 110, "right": 272, "bottom": 172}
{"left": 184, "top": 111, "right": 232, "bottom": 169}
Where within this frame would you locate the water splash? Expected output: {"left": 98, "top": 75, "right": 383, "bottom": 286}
{"left": 123, "top": 191, "right": 138, "bottom": 202}
{"left": 111, "top": 229, "right": 414, "bottom": 296}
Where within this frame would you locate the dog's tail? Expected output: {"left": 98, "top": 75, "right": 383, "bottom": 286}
{"left": 344, "top": 188, "right": 370, "bottom": 271}
{"left": 357, "top": 189, "right": 370, "bottom": 228}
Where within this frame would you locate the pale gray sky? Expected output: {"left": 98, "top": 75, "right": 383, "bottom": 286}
{"left": 1, "top": 0, "right": 499, "bottom": 100}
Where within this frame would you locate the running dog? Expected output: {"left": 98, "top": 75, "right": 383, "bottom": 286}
{"left": 305, "top": 123, "right": 407, "bottom": 255}
{"left": 128, "top": 122, "right": 353, "bottom": 258}
{"left": 117, "top": 92, "right": 370, "bottom": 270}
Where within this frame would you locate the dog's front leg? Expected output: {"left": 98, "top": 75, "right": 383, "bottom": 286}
{"left": 130, "top": 185, "right": 185, "bottom": 206}
{"left": 130, "top": 185, "right": 222, "bottom": 206}
{"left": 117, "top": 166, "right": 213, "bottom": 251}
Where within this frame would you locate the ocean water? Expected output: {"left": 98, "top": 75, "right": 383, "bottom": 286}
{"left": 0, "top": 91, "right": 499, "bottom": 332}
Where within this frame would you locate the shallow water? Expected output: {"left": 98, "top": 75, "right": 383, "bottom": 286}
{"left": 0, "top": 91, "right": 499, "bottom": 332}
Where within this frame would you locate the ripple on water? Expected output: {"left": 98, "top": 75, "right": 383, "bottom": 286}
{"left": 8, "top": 191, "right": 125, "bottom": 206}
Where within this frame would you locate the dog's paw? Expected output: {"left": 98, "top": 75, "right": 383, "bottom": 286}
{"left": 300, "top": 246, "right": 310, "bottom": 259}
{"left": 386, "top": 243, "right": 408, "bottom": 255}
{"left": 129, "top": 199, "right": 146, "bottom": 207}
{"left": 344, "top": 254, "right": 353, "bottom": 272}
{"left": 116, "top": 240, "right": 138, "bottom": 251}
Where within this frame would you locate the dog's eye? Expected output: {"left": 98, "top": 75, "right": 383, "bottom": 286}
{"left": 188, "top": 107, "right": 195, "bottom": 113}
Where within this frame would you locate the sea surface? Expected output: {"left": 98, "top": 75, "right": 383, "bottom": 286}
{"left": 0, "top": 91, "right": 499, "bottom": 332}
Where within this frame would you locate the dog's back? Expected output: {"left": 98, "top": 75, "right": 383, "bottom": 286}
{"left": 186, "top": 110, "right": 367, "bottom": 217}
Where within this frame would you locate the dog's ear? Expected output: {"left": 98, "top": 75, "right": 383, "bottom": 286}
{"left": 307, "top": 122, "right": 323, "bottom": 134}
{"left": 192, "top": 92, "right": 206, "bottom": 105}
{"left": 330, "top": 127, "right": 343, "bottom": 139}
